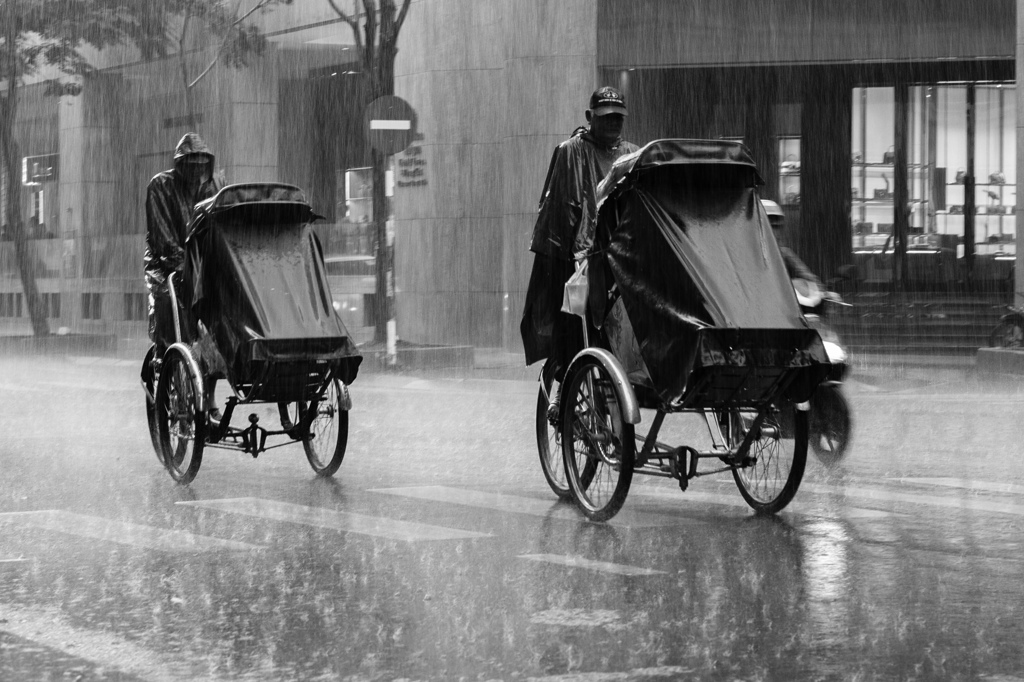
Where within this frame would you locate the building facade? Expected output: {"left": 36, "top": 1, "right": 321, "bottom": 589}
{"left": 0, "top": 0, "right": 1021, "bottom": 355}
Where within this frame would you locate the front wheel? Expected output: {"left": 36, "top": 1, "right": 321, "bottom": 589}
{"left": 809, "top": 385, "right": 851, "bottom": 466}
{"left": 296, "top": 379, "right": 349, "bottom": 477}
{"left": 731, "top": 405, "right": 807, "bottom": 514}
{"left": 561, "top": 356, "right": 635, "bottom": 522}
{"left": 536, "top": 359, "right": 570, "bottom": 500}
{"left": 155, "top": 345, "right": 206, "bottom": 484}
{"left": 990, "top": 317, "right": 1024, "bottom": 348}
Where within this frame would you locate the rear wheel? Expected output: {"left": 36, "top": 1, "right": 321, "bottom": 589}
{"left": 299, "top": 379, "right": 349, "bottom": 477}
{"left": 561, "top": 356, "right": 634, "bottom": 522}
{"left": 536, "top": 359, "right": 570, "bottom": 499}
{"left": 809, "top": 385, "right": 851, "bottom": 466}
{"left": 731, "top": 404, "right": 807, "bottom": 514}
{"left": 156, "top": 345, "right": 206, "bottom": 484}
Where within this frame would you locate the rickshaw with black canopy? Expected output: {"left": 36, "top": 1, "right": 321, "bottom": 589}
{"left": 536, "top": 139, "right": 831, "bottom": 521}
{"left": 141, "top": 183, "right": 362, "bottom": 483}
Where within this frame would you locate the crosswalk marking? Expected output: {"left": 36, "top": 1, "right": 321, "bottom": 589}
{"left": 628, "top": 487, "right": 891, "bottom": 519}
{"left": 519, "top": 554, "right": 668, "bottom": 576}
{"left": 798, "top": 482, "right": 1024, "bottom": 516}
{"left": 0, "top": 510, "right": 260, "bottom": 552}
{"left": 368, "top": 486, "right": 680, "bottom": 528}
{"left": 178, "top": 498, "right": 492, "bottom": 541}
{"left": 529, "top": 666, "right": 696, "bottom": 681}
{"left": 897, "top": 477, "right": 1024, "bottom": 496}
{"left": 0, "top": 602, "right": 208, "bottom": 682}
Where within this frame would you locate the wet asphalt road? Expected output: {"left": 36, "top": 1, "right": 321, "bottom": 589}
{"left": 1, "top": 354, "right": 1024, "bottom": 681}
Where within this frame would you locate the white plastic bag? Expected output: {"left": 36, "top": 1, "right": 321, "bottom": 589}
{"left": 561, "top": 259, "right": 589, "bottom": 317}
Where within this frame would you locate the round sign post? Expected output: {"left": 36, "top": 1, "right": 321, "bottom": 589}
{"left": 364, "top": 96, "right": 417, "bottom": 367}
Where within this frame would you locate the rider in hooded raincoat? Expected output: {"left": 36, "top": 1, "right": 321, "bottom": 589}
{"left": 145, "top": 133, "right": 224, "bottom": 351}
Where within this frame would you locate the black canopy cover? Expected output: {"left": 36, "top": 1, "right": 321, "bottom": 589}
{"left": 589, "top": 140, "right": 829, "bottom": 406}
{"left": 184, "top": 183, "right": 361, "bottom": 387}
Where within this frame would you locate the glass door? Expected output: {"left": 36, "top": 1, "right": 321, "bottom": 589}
{"left": 850, "top": 87, "right": 898, "bottom": 285}
{"left": 972, "top": 84, "right": 1016, "bottom": 289}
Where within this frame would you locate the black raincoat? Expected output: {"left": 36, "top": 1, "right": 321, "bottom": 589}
{"left": 520, "top": 129, "right": 639, "bottom": 367}
{"left": 144, "top": 133, "right": 224, "bottom": 346}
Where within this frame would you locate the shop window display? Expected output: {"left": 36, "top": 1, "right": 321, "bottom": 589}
{"left": 850, "top": 82, "right": 1015, "bottom": 287}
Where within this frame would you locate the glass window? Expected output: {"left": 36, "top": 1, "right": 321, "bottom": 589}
{"left": 851, "top": 87, "right": 896, "bottom": 251}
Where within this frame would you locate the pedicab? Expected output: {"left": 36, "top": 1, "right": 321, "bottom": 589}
{"left": 536, "top": 140, "right": 831, "bottom": 521}
{"left": 141, "top": 183, "right": 362, "bottom": 483}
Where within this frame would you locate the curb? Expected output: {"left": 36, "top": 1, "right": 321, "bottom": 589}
{"left": 976, "top": 347, "right": 1024, "bottom": 377}
{"left": 358, "top": 344, "right": 475, "bottom": 372}
{"left": 0, "top": 334, "right": 117, "bottom": 356}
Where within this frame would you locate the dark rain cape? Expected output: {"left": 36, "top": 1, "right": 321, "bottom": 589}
{"left": 589, "top": 139, "right": 830, "bottom": 407}
{"left": 144, "top": 133, "right": 221, "bottom": 289}
{"left": 184, "top": 184, "right": 362, "bottom": 396}
{"left": 521, "top": 130, "right": 639, "bottom": 365}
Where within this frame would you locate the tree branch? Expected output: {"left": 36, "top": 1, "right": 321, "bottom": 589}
{"left": 188, "top": 0, "right": 275, "bottom": 88}
{"left": 327, "top": 0, "right": 364, "bottom": 56}
{"left": 394, "top": 0, "right": 412, "bottom": 34}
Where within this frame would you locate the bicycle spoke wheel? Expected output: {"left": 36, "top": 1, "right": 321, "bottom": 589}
{"left": 302, "top": 379, "right": 349, "bottom": 477}
{"left": 732, "top": 405, "right": 807, "bottom": 514}
{"left": 561, "top": 357, "right": 634, "bottom": 522}
{"left": 156, "top": 346, "right": 205, "bottom": 484}
{"left": 536, "top": 360, "right": 570, "bottom": 499}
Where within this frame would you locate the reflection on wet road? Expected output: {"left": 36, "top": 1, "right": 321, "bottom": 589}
{"left": 0, "top": 357, "right": 1023, "bottom": 680}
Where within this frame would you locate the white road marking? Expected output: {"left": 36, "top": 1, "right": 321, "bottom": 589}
{"left": 898, "top": 477, "right": 1024, "bottom": 496}
{"left": 178, "top": 497, "right": 492, "bottom": 541}
{"left": 527, "top": 666, "right": 696, "bottom": 680}
{"left": 0, "top": 510, "right": 260, "bottom": 552}
{"left": 628, "top": 487, "right": 891, "bottom": 519}
{"left": 519, "top": 554, "right": 667, "bottom": 576}
{"left": 799, "top": 482, "right": 1024, "bottom": 516}
{"left": 0, "top": 602, "right": 220, "bottom": 681}
{"left": 368, "top": 486, "right": 680, "bottom": 528}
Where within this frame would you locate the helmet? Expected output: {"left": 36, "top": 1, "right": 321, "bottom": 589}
{"left": 761, "top": 199, "right": 784, "bottom": 228}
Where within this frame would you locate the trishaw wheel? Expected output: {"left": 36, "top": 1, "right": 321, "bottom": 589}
{"left": 536, "top": 359, "right": 571, "bottom": 500}
{"left": 809, "top": 386, "right": 851, "bottom": 467}
{"left": 155, "top": 345, "right": 206, "bottom": 484}
{"left": 731, "top": 405, "right": 807, "bottom": 514}
{"left": 300, "top": 379, "right": 349, "bottom": 477}
{"left": 142, "top": 344, "right": 163, "bottom": 464}
{"left": 561, "top": 356, "right": 635, "bottom": 522}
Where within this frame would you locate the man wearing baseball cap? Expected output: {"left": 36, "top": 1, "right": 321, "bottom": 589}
{"left": 521, "top": 86, "right": 639, "bottom": 423}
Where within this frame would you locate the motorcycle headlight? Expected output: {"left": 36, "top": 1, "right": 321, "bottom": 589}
{"left": 823, "top": 340, "right": 847, "bottom": 364}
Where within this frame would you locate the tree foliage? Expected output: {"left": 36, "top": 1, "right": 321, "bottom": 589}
{"left": 0, "top": 0, "right": 165, "bottom": 336}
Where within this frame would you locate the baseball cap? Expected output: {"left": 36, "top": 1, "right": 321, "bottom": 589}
{"left": 589, "top": 86, "right": 627, "bottom": 117}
